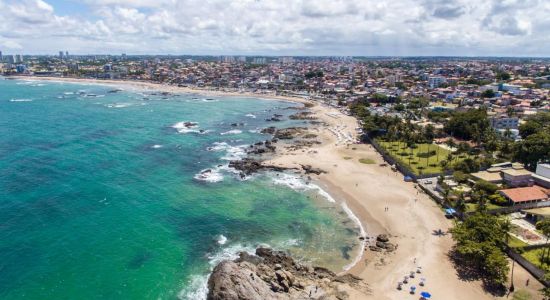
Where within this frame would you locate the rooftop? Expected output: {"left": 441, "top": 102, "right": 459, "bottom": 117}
{"left": 470, "top": 171, "right": 503, "bottom": 182}
{"left": 501, "top": 168, "right": 533, "bottom": 177}
{"left": 499, "top": 186, "right": 549, "bottom": 203}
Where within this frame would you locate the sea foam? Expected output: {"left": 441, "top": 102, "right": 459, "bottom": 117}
{"left": 9, "top": 98, "right": 33, "bottom": 102}
{"left": 206, "top": 142, "right": 247, "bottom": 161}
{"left": 272, "top": 173, "right": 336, "bottom": 203}
{"left": 194, "top": 168, "right": 224, "bottom": 183}
{"left": 220, "top": 129, "right": 242, "bottom": 136}
{"left": 178, "top": 243, "right": 257, "bottom": 300}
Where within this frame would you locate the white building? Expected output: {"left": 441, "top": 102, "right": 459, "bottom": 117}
{"left": 534, "top": 163, "right": 550, "bottom": 188}
{"left": 490, "top": 115, "right": 519, "bottom": 130}
{"left": 428, "top": 76, "right": 446, "bottom": 89}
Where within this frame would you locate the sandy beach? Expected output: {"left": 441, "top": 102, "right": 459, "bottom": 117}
{"left": 16, "top": 76, "right": 544, "bottom": 299}
{"left": 264, "top": 100, "right": 545, "bottom": 299}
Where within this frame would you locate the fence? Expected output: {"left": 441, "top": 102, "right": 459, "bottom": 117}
{"left": 507, "top": 248, "right": 550, "bottom": 286}
{"left": 465, "top": 201, "right": 550, "bottom": 216}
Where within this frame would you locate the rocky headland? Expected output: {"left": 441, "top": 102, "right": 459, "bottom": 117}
{"left": 207, "top": 247, "right": 370, "bottom": 300}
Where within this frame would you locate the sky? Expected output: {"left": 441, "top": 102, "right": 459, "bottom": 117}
{"left": 0, "top": 0, "right": 549, "bottom": 56}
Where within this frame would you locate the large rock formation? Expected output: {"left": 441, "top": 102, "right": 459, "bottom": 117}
{"left": 207, "top": 247, "right": 370, "bottom": 300}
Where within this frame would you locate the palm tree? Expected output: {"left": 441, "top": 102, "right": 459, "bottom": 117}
{"left": 536, "top": 219, "right": 550, "bottom": 266}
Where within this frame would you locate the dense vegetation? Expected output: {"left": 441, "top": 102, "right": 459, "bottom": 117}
{"left": 451, "top": 212, "right": 510, "bottom": 288}
{"left": 514, "top": 112, "right": 550, "bottom": 170}
{"left": 444, "top": 108, "right": 490, "bottom": 142}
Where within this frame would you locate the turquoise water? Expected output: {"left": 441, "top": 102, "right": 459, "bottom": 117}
{"left": 0, "top": 78, "right": 363, "bottom": 299}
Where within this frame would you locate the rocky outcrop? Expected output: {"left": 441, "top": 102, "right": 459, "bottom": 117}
{"left": 207, "top": 247, "right": 370, "bottom": 300}
{"left": 274, "top": 127, "right": 307, "bottom": 140}
{"left": 301, "top": 165, "right": 327, "bottom": 175}
{"left": 247, "top": 140, "right": 277, "bottom": 155}
{"left": 229, "top": 158, "right": 297, "bottom": 178}
{"left": 289, "top": 111, "right": 316, "bottom": 120}
{"left": 368, "top": 234, "right": 397, "bottom": 253}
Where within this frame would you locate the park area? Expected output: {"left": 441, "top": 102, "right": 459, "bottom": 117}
{"left": 377, "top": 140, "right": 467, "bottom": 176}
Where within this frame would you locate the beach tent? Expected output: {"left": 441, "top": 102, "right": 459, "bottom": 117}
{"left": 445, "top": 208, "right": 456, "bottom": 216}
{"left": 420, "top": 291, "right": 432, "bottom": 299}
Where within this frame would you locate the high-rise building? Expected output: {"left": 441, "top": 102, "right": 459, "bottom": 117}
{"left": 16, "top": 54, "right": 23, "bottom": 63}
{"left": 65, "top": 51, "right": 69, "bottom": 58}
{"left": 0, "top": 50, "right": 3, "bottom": 61}
{"left": 59, "top": 51, "right": 64, "bottom": 59}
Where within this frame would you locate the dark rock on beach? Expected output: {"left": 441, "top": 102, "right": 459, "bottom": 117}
{"left": 274, "top": 127, "right": 307, "bottom": 140}
{"left": 301, "top": 165, "right": 327, "bottom": 175}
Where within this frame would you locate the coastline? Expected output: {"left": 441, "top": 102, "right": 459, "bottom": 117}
{"left": 12, "top": 76, "right": 542, "bottom": 299}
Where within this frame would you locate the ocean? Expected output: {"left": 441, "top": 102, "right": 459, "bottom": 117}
{"left": 0, "top": 78, "right": 363, "bottom": 299}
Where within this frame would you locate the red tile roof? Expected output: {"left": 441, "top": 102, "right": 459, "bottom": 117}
{"left": 499, "top": 186, "right": 549, "bottom": 203}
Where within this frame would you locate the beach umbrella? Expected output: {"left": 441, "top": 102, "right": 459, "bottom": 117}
{"left": 420, "top": 291, "right": 432, "bottom": 298}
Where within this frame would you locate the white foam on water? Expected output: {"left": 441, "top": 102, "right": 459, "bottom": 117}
{"left": 105, "top": 103, "right": 133, "bottom": 108}
{"left": 151, "top": 144, "right": 163, "bottom": 149}
{"left": 272, "top": 174, "right": 335, "bottom": 203}
{"left": 221, "top": 146, "right": 247, "bottom": 161}
{"left": 341, "top": 202, "right": 367, "bottom": 271}
{"left": 63, "top": 92, "right": 75, "bottom": 95}
{"left": 178, "top": 243, "right": 257, "bottom": 300}
{"left": 206, "top": 142, "right": 229, "bottom": 152}
{"left": 9, "top": 98, "right": 33, "bottom": 102}
{"left": 220, "top": 129, "right": 242, "bottom": 136}
{"left": 178, "top": 275, "right": 208, "bottom": 300}
{"left": 206, "top": 142, "right": 248, "bottom": 161}
{"left": 272, "top": 173, "right": 366, "bottom": 271}
{"left": 194, "top": 168, "right": 224, "bottom": 183}
{"left": 217, "top": 234, "right": 228, "bottom": 245}
{"left": 245, "top": 113, "right": 257, "bottom": 118}
{"left": 172, "top": 121, "right": 200, "bottom": 134}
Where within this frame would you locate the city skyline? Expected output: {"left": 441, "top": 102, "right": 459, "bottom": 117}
{"left": 0, "top": 0, "right": 549, "bottom": 57}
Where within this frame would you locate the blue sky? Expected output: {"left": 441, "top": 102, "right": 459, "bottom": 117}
{"left": 0, "top": 0, "right": 549, "bottom": 56}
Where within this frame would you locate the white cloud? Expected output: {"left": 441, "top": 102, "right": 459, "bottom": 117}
{"left": 0, "top": 0, "right": 549, "bottom": 56}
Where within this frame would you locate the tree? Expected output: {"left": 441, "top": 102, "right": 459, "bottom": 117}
{"left": 497, "top": 72, "right": 511, "bottom": 81}
{"left": 536, "top": 219, "right": 550, "bottom": 266}
{"left": 451, "top": 212, "right": 510, "bottom": 287}
{"left": 541, "top": 273, "right": 550, "bottom": 300}
{"left": 519, "top": 112, "right": 550, "bottom": 139}
{"left": 514, "top": 131, "right": 550, "bottom": 170}
{"left": 445, "top": 108, "right": 490, "bottom": 141}
{"left": 482, "top": 89, "right": 496, "bottom": 98}
{"left": 453, "top": 171, "right": 469, "bottom": 183}
{"left": 475, "top": 180, "right": 499, "bottom": 195}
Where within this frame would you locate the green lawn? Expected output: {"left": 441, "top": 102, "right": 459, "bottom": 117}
{"left": 465, "top": 202, "right": 504, "bottom": 212}
{"left": 521, "top": 248, "right": 550, "bottom": 272}
{"left": 508, "top": 234, "right": 528, "bottom": 248}
{"left": 377, "top": 140, "right": 468, "bottom": 175}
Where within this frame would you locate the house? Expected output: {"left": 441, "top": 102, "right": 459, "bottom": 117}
{"left": 499, "top": 186, "right": 549, "bottom": 206}
{"left": 470, "top": 162, "right": 532, "bottom": 186}
{"left": 501, "top": 168, "right": 534, "bottom": 187}
{"left": 489, "top": 115, "right": 519, "bottom": 130}
{"left": 471, "top": 168, "right": 503, "bottom": 184}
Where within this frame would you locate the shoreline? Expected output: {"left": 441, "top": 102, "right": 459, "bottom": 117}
{"left": 10, "top": 76, "right": 542, "bottom": 299}
{"left": 10, "top": 75, "right": 313, "bottom": 105}
{"left": 16, "top": 75, "right": 371, "bottom": 275}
